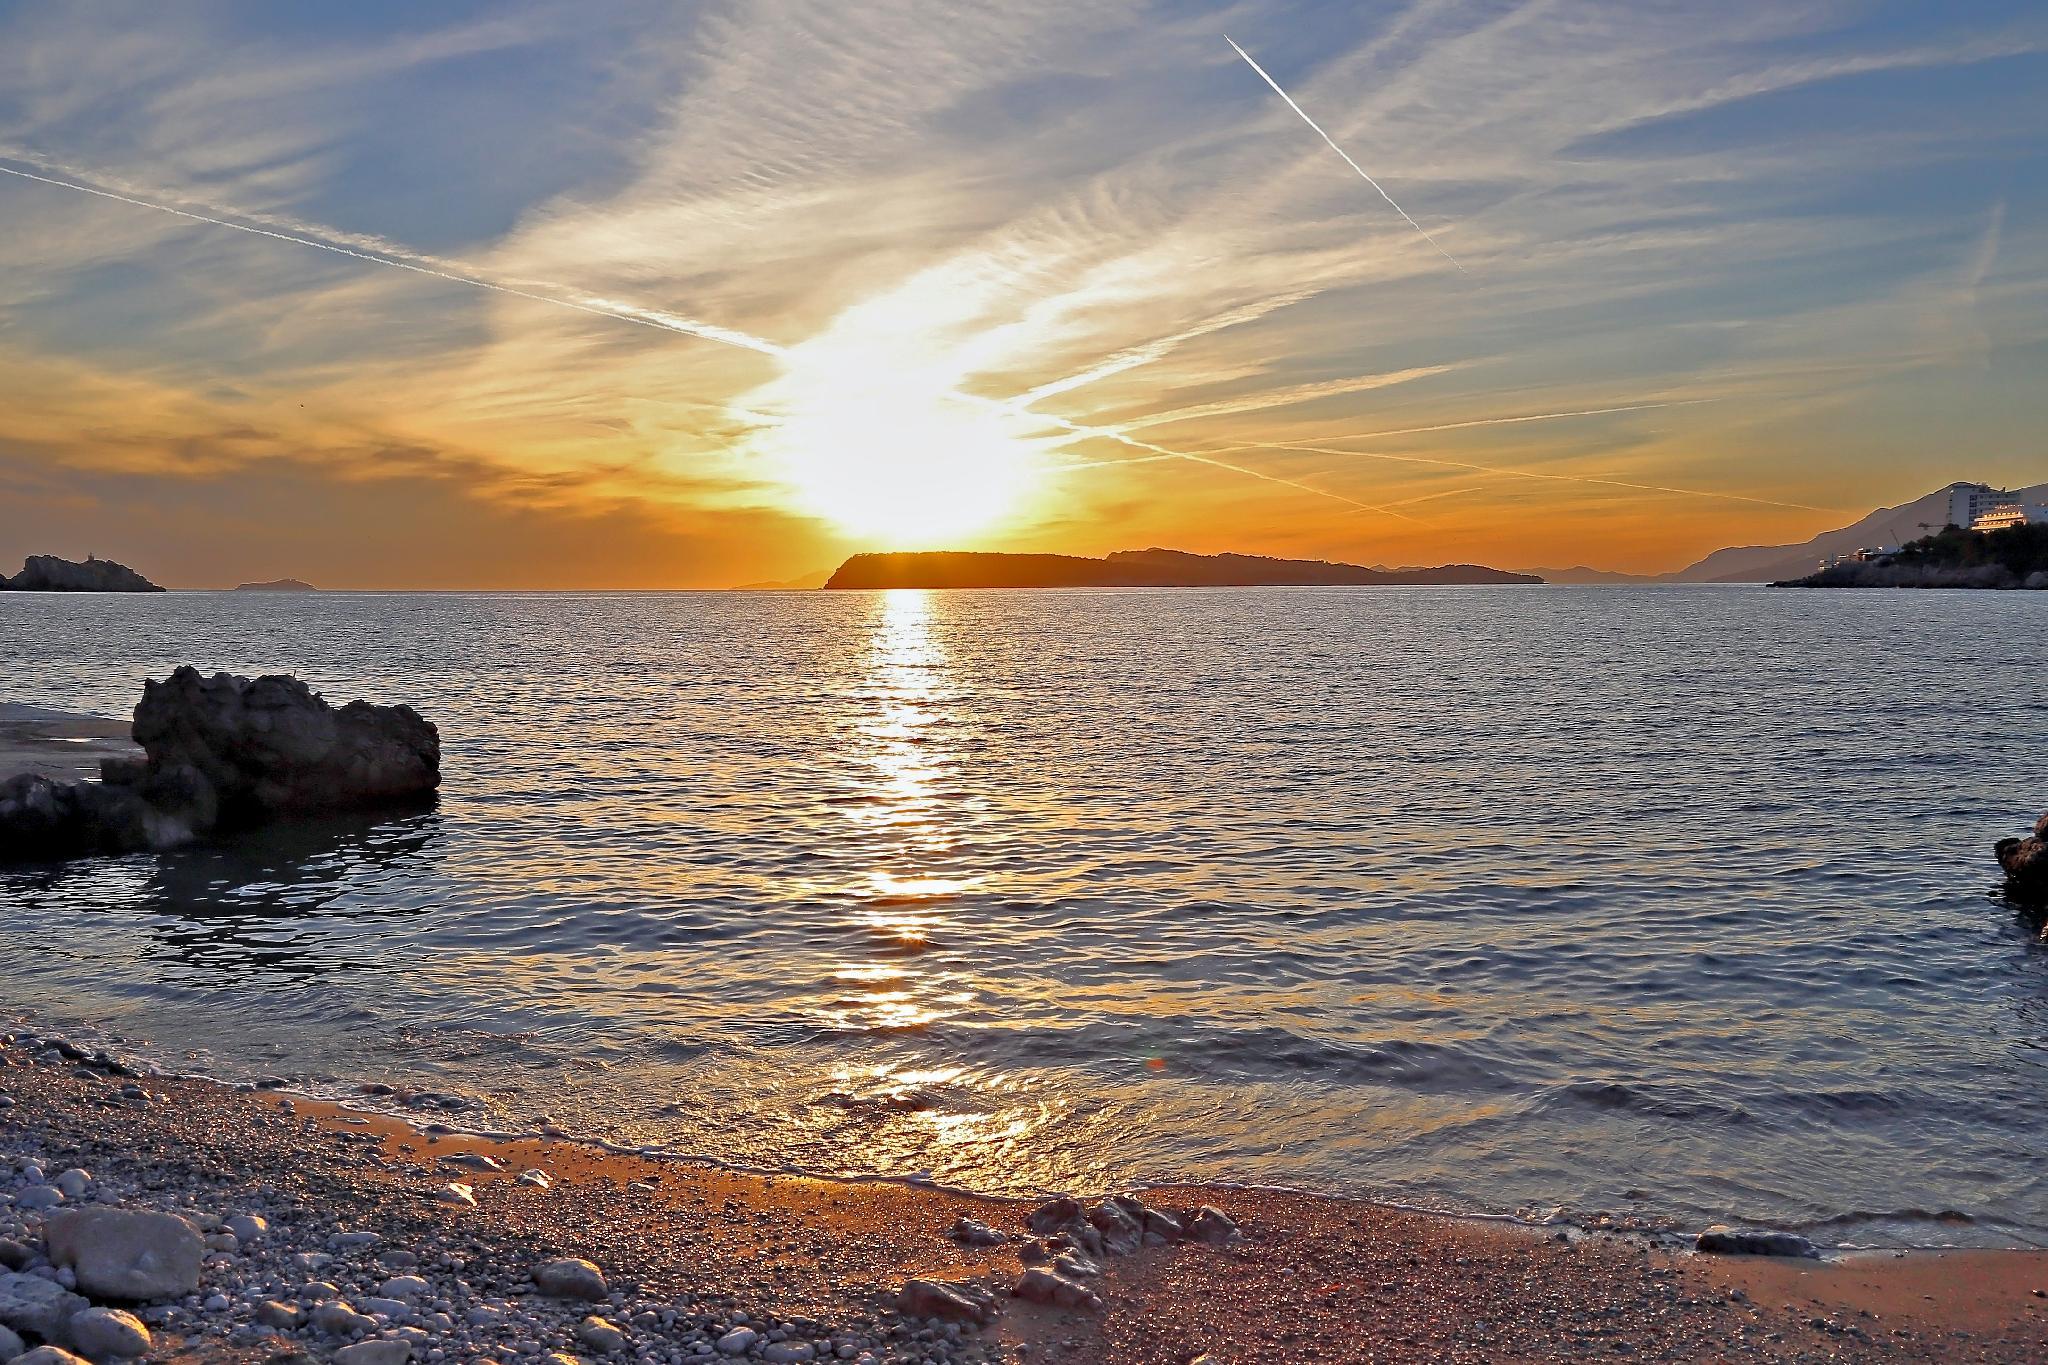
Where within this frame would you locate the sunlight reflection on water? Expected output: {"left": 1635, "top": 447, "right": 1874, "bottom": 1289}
{"left": 3, "top": 585, "right": 2047, "bottom": 1245}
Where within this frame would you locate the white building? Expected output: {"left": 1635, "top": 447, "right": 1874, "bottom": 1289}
{"left": 1971, "top": 502, "right": 2048, "bottom": 532}
{"left": 1946, "top": 482, "right": 2017, "bottom": 528}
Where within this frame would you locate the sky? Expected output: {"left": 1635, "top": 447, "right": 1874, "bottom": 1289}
{"left": 0, "top": 0, "right": 2043, "bottom": 589}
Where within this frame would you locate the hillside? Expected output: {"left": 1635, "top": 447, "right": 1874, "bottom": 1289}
{"left": 824, "top": 548, "right": 1541, "bottom": 589}
{"left": 1776, "top": 523, "right": 2048, "bottom": 589}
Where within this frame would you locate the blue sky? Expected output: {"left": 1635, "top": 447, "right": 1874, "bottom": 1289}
{"left": 0, "top": 0, "right": 2042, "bottom": 585}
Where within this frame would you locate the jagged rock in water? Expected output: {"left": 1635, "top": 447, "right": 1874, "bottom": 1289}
{"left": 0, "top": 667, "right": 437, "bottom": 863}
{"left": 2, "top": 555, "right": 163, "bottom": 592}
{"left": 1998, "top": 812, "right": 2048, "bottom": 902}
{"left": 130, "top": 667, "right": 438, "bottom": 822}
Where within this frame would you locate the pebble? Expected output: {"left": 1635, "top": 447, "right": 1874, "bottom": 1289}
{"left": 532, "top": 1258, "right": 608, "bottom": 1301}
{"left": 575, "top": 1313, "right": 630, "bottom": 1352}
{"left": 715, "top": 1326, "right": 760, "bottom": 1355}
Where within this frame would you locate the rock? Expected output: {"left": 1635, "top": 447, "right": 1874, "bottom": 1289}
{"left": 223, "top": 1214, "right": 267, "bottom": 1243}
{"left": 1695, "top": 1225, "right": 1819, "bottom": 1258}
{"left": 9, "top": 1348, "right": 93, "bottom": 1365}
{"left": 436, "top": 1183, "right": 476, "bottom": 1208}
{"left": 358, "top": 1296, "right": 410, "bottom": 1319}
{"left": 762, "top": 1345, "right": 815, "bottom": 1363}
{"left": 15, "top": 1186, "right": 63, "bottom": 1212}
{"left": 0, "top": 1271, "right": 89, "bottom": 1339}
{"left": 575, "top": 1315, "right": 630, "bottom": 1353}
{"left": 43, "top": 1207, "right": 204, "bottom": 1300}
{"left": 1087, "top": 1201, "right": 1143, "bottom": 1256}
{"left": 52, "top": 1170, "right": 90, "bottom": 1200}
{"left": 439, "top": 1153, "right": 505, "bottom": 1172}
{"left": 377, "top": 1276, "right": 430, "bottom": 1301}
{"left": 0, "top": 1325, "right": 20, "bottom": 1360}
{"left": 334, "top": 1341, "right": 413, "bottom": 1365}
{"left": 0, "top": 668, "right": 440, "bottom": 864}
{"left": 714, "top": 1327, "right": 759, "bottom": 1355}
{"left": 1184, "top": 1206, "right": 1241, "bottom": 1246}
{"left": 531, "top": 1258, "right": 607, "bottom": 1300}
{"left": 0, "top": 1242, "right": 26, "bottom": 1273}
{"left": 1141, "top": 1208, "right": 1184, "bottom": 1241}
{"left": 1998, "top": 812, "right": 2048, "bottom": 902}
{"left": 130, "top": 667, "right": 440, "bottom": 824}
{"left": 255, "top": 1300, "right": 304, "bottom": 1328}
{"left": 1012, "top": 1267, "right": 1103, "bottom": 1312}
{"left": 896, "top": 1279, "right": 998, "bottom": 1326}
{"left": 63, "top": 1306, "right": 150, "bottom": 1360}
{"left": 515, "top": 1169, "right": 553, "bottom": 1189}
{"left": 2, "top": 556, "right": 162, "bottom": 593}
{"left": 947, "top": 1217, "right": 1007, "bottom": 1247}
{"left": 314, "top": 1302, "right": 380, "bottom": 1336}
{"left": 1025, "top": 1197, "right": 1083, "bottom": 1236}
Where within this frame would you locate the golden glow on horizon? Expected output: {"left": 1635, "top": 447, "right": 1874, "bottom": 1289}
{"left": 753, "top": 365, "right": 1044, "bottom": 547}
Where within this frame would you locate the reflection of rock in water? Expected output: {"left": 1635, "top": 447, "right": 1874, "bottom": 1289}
{"left": 132, "top": 808, "right": 443, "bottom": 979}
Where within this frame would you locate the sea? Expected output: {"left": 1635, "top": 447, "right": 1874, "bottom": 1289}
{"left": 2, "top": 585, "right": 2045, "bottom": 1247}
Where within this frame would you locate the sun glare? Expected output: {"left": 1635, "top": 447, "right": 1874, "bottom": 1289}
{"left": 753, "top": 367, "right": 1044, "bottom": 546}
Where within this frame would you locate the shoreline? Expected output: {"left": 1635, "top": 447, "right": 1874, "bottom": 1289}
{"left": 3, "top": 1028, "right": 2046, "bottom": 1361}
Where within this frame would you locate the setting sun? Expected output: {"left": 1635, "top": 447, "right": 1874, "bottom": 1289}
{"left": 748, "top": 363, "right": 1046, "bottom": 546}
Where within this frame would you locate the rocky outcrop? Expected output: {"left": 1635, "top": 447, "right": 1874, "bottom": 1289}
{"left": 2, "top": 556, "right": 163, "bottom": 592}
{"left": 1998, "top": 813, "right": 2048, "bottom": 902}
{"left": 0, "top": 668, "right": 438, "bottom": 863}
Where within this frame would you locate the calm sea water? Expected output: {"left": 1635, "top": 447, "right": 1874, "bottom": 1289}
{"left": 2, "top": 586, "right": 2045, "bottom": 1246}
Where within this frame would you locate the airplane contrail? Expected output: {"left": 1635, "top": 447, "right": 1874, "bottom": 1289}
{"left": 0, "top": 157, "right": 786, "bottom": 357}
{"left": 1305, "top": 400, "right": 1713, "bottom": 443}
{"left": 1, "top": 153, "right": 1432, "bottom": 523}
{"left": 1224, "top": 35, "right": 1465, "bottom": 274}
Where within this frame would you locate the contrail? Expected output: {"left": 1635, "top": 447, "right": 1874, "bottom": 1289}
{"left": 1224, "top": 35, "right": 1465, "bottom": 273}
{"left": 0, "top": 158, "right": 786, "bottom": 357}
{"left": 1306, "top": 400, "right": 1712, "bottom": 443}
{"left": 1234, "top": 438, "right": 1839, "bottom": 512}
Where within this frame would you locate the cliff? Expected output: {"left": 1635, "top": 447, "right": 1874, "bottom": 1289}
{"left": 824, "top": 548, "right": 1542, "bottom": 590}
{"left": 2, "top": 555, "right": 164, "bottom": 592}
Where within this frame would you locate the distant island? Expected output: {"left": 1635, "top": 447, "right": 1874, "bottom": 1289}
{"left": 0, "top": 554, "right": 163, "bottom": 592}
{"left": 824, "top": 548, "right": 1542, "bottom": 589}
{"left": 1775, "top": 523, "right": 2048, "bottom": 589}
{"left": 233, "top": 578, "right": 318, "bottom": 592}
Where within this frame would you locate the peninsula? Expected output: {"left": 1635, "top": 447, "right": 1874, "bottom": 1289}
{"left": 1774, "top": 523, "right": 2048, "bottom": 589}
{"left": 825, "top": 548, "right": 1542, "bottom": 590}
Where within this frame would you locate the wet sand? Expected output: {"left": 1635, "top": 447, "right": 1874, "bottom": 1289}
{"left": 0, "top": 703, "right": 139, "bottom": 784}
{"left": 2, "top": 1036, "right": 2045, "bottom": 1361}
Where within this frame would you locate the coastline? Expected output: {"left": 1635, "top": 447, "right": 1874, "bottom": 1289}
{"left": 3, "top": 1031, "right": 2045, "bottom": 1361}
{"left": 0, "top": 705, "right": 137, "bottom": 786}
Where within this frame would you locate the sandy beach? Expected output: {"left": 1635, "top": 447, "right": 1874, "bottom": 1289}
{"left": 2, "top": 1031, "right": 2045, "bottom": 1363}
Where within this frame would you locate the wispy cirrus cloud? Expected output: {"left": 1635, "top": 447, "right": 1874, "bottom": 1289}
{"left": 0, "top": 0, "right": 2043, "bottom": 583}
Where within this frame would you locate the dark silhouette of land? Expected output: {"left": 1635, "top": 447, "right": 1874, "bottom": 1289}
{"left": 825, "top": 548, "right": 1541, "bottom": 589}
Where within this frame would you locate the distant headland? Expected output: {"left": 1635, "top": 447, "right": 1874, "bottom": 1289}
{"left": 233, "top": 578, "right": 318, "bottom": 592}
{"left": 824, "top": 548, "right": 1542, "bottom": 590}
{"left": 0, "top": 554, "right": 163, "bottom": 593}
{"left": 1774, "top": 523, "right": 2048, "bottom": 590}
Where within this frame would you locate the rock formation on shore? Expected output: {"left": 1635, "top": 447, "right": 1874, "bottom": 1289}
{"left": 0, "top": 667, "right": 438, "bottom": 862}
{"left": 232, "top": 578, "right": 317, "bottom": 592}
{"left": 1998, "top": 812, "right": 2048, "bottom": 902}
{"left": 1, "top": 555, "right": 163, "bottom": 592}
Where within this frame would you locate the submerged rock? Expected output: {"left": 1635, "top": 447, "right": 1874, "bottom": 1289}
{"left": 1694, "top": 1225, "right": 1820, "bottom": 1258}
{"left": 0, "top": 666, "right": 438, "bottom": 864}
{"left": 2, "top": 555, "right": 162, "bottom": 593}
{"left": 1997, "top": 812, "right": 2048, "bottom": 902}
